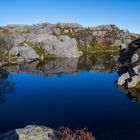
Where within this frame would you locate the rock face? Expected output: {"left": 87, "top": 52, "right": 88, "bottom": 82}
{"left": 40, "top": 35, "right": 80, "bottom": 58}
{"left": 10, "top": 46, "right": 39, "bottom": 61}
{"left": 0, "top": 125, "right": 54, "bottom": 140}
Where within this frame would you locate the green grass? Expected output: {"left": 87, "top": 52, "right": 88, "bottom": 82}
{"left": 18, "top": 41, "right": 34, "bottom": 47}
{"left": 34, "top": 47, "right": 58, "bottom": 60}
{"left": 79, "top": 45, "right": 120, "bottom": 54}
{"left": 46, "top": 54, "right": 58, "bottom": 60}
{"left": 33, "top": 47, "right": 46, "bottom": 57}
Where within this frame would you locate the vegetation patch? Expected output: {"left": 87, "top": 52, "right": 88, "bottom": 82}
{"left": 1, "top": 29, "right": 9, "bottom": 34}
{"left": 50, "top": 126, "right": 95, "bottom": 140}
{"left": 34, "top": 47, "right": 58, "bottom": 60}
{"left": 18, "top": 41, "right": 34, "bottom": 47}
{"left": 34, "top": 47, "right": 46, "bottom": 57}
{"left": 79, "top": 36, "right": 120, "bottom": 54}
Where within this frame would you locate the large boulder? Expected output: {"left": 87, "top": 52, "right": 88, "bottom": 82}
{"left": 117, "top": 64, "right": 140, "bottom": 88}
{"left": 117, "top": 72, "right": 130, "bottom": 86}
{"left": 41, "top": 35, "right": 80, "bottom": 58}
{"left": 131, "top": 53, "right": 139, "bottom": 63}
{"left": 10, "top": 46, "right": 39, "bottom": 61}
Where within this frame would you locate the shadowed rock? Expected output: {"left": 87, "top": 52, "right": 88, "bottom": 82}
{"left": 118, "top": 38, "right": 140, "bottom": 65}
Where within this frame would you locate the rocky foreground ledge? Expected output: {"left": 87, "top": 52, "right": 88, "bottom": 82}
{"left": 0, "top": 125, "right": 95, "bottom": 140}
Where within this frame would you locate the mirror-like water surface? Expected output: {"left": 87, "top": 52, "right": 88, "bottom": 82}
{"left": 0, "top": 54, "right": 140, "bottom": 140}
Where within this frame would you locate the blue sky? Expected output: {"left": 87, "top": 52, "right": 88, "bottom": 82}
{"left": 0, "top": 0, "right": 140, "bottom": 33}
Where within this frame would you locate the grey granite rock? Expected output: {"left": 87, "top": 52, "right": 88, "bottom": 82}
{"left": 117, "top": 72, "right": 130, "bottom": 86}
{"left": 10, "top": 46, "right": 39, "bottom": 61}
{"left": 40, "top": 35, "right": 80, "bottom": 58}
{"left": 131, "top": 53, "right": 139, "bottom": 63}
{"left": 117, "top": 63, "right": 140, "bottom": 88}
{"left": 0, "top": 125, "right": 55, "bottom": 140}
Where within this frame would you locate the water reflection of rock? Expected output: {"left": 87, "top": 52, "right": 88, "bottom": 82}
{"left": 118, "top": 85, "right": 140, "bottom": 104}
{"left": 7, "top": 58, "right": 79, "bottom": 77}
{"left": 78, "top": 54, "right": 119, "bottom": 73}
{"left": 0, "top": 70, "right": 15, "bottom": 104}
{"left": 6, "top": 54, "right": 119, "bottom": 77}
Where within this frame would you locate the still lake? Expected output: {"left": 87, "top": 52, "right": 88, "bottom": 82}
{"left": 0, "top": 54, "right": 140, "bottom": 140}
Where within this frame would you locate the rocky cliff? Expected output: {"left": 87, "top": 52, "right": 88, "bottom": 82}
{"left": 0, "top": 23, "right": 139, "bottom": 61}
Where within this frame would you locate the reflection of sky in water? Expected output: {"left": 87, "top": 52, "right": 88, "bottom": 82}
{"left": 0, "top": 71, "right": 140, "bottom": 140}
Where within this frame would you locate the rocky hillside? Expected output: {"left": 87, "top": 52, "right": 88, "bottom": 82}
{"left": 0, "top": 23, "right": 139, "bottom": 61}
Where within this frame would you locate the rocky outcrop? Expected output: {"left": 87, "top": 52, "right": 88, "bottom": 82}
{"left": 40, "top": 35, "right": 80, "bottom": 58}
{"left": 117, "top": 65, "right": 140, "bottom": 88}
{"left": 10, "top": 46, "right": 39, "bottom": 61}
{"left": 90, "top": 25, "right": 139, "bottom": 46}
{"left": 0, "top": 125, "right": 55, "bottom": 140}
{"left": 118, "top": 38, "right": 140, "bottom": 65}
{"left": 117, "top": 38, "right": 140, "bottom": 89}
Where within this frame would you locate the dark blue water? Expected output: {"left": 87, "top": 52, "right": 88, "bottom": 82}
{"left": 0, "top": 56, "right": 140, "bottom": 140}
